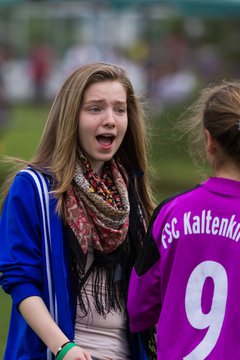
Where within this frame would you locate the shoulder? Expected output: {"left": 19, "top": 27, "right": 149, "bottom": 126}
{"left": 12, "top": 167, "right": 52, "bottom": 191}
{"left": 5, "top": 168, "right": 53, "bottom": 211}
{"left": 152, "top": 184, "right": 201, "bottom": 221}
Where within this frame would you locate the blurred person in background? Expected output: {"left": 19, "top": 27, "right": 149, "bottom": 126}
{"left": 0, "top": 62, "right": 156, "bottom": 360}
{"left": 29, "top": 42, "right": 55, "bottom": 103}
{"left": 128, "top": 81, "right": 240, "bottom": 359}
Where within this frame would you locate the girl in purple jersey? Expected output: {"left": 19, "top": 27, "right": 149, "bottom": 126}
{"left": 127, "top": 81, "right": 240, "bottom": 359}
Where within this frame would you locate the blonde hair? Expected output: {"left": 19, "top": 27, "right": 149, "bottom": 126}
{"left": 2, "top": 63, "right": 155, "bottom": 222}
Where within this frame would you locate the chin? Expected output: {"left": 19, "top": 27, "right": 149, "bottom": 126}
{"left": 101, "top": 155, "right": 114, "bottom": 162}
{"left": 99, "top": 151, "right": 116, "bottom": 161}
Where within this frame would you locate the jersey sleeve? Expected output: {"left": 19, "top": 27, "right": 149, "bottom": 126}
{"left": 127, "top": 205, "right": 162, "bottom": 332}
{"left": 0, "top": 172, "right": 44, "bottom": 308}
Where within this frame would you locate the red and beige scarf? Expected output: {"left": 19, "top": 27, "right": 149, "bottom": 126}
{"left": 66, "top": 152, "right": 130, "bottom": 255}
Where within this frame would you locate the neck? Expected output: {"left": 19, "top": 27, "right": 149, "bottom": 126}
{"left": 214, "top": 162, "right": 240, "bottom": 182}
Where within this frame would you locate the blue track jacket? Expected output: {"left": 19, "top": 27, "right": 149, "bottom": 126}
{"left": 0, "top": 169, "right": 148, "bottom": 360}
{"left": 0, "top": 170, "right": 76, "bottom": 360}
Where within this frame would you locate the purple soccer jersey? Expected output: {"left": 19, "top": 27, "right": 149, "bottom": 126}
{"left": 127, "top": 177, "right": 240, "bottom": 359}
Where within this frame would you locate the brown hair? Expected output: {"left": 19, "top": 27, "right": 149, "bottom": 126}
{"left": 2, "top": 63, "right": 155, "bottom": 222}
{"left": 181, "top": 80, "right": 240, "bottom": 170}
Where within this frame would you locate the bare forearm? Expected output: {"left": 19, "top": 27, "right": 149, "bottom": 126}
{"left": 19, "top": 296, "right": 69, "bottom": 355}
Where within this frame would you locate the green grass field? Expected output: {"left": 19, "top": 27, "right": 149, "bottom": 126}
{"left": 0, "top": 291, "right": 11, "bottom": 356}
{"left": 0, "top": 101, "right": 202, "bottom": 357}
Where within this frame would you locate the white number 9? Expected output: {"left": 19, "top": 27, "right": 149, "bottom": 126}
{"left": 184, "top": 260, "right": 228, "bottom": 359}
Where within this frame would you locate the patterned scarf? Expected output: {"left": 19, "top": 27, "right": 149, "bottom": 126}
{"left": 64, "top": 152, "right": 156, "bottom": 358}
{"left": 66, "top": 152, "right": 130, "bottom": 255}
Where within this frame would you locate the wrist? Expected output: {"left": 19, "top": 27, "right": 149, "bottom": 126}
{"left": 52, "top": 337, "right": 69, "bottom": 356}
{"left": 55, "top": 340, "right": 78, "bottom": 360}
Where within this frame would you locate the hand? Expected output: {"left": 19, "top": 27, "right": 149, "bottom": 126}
{"left": 63, "top": 345, "right": 92, "bottom": 360}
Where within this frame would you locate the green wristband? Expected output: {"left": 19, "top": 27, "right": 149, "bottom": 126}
{"left": 56, "top": 342, "right": 78, "bottom": 360}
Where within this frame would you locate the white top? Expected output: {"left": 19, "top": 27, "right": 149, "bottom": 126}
{"left": 74, "top": 244, "right": 131, "bottom": 360}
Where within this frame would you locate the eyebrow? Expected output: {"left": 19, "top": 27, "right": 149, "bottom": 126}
{"left": 83, "top": 99, "right": 127, "bottom": 106}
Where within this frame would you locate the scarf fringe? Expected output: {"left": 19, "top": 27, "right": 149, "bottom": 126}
{"left": 76, "top": 262, "right": 126, "bottom": 318}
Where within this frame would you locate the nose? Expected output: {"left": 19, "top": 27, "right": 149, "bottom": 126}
{"left": 103, "top": 109, "right": 116, "bottom": 128}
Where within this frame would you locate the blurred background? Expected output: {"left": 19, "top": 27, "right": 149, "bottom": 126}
{"left": 1, "top": 0, "right": 240, "bottom": 356}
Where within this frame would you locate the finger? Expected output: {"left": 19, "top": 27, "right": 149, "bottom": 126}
{"left": 84, "top": 351, "right": 92, "bottom": 360}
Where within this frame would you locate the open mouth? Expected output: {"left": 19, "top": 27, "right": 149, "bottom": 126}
{"left": 96, "top": 134, "right": 115, "bottom": 146}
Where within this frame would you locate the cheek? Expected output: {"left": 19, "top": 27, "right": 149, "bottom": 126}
{"left": 78, "top": 120, "right": 92, "bottom": 143}
{"left": 120, "top": 118, "right": 128, "bottom": 137}
{"left": 78, "top": 126, "right": 88, "bottom": 148}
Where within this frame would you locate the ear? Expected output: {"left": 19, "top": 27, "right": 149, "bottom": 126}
{"left": 205, "top": 129, "right": 216, "bottom": 154}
